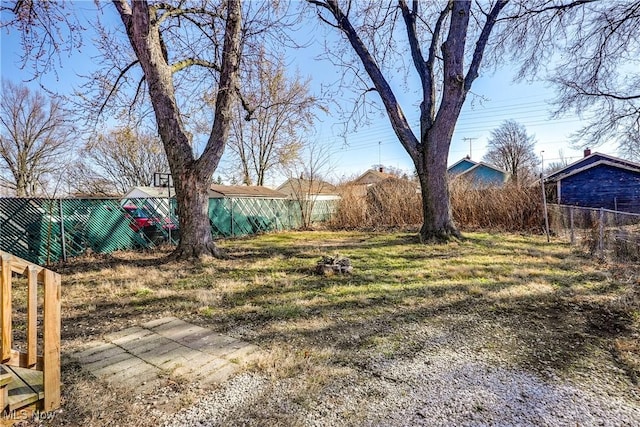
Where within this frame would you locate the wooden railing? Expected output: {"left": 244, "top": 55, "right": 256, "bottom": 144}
{"left": 0, "top": 250, "right": 61, "bottom": 413}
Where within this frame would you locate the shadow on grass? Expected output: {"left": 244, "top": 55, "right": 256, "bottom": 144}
{"left": 57, "top": 230, "right": 640, "bottom": 385}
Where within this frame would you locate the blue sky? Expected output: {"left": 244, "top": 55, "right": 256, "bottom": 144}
{"left": 0, "top": 2, "right": 617, "bottom": 187}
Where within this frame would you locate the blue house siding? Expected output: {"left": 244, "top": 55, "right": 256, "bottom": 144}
{"left": 448, "top": 158, "right": 507, "bottom": 187}
{"left": 559, "top": 164, "right": 640, "bottom": 212}
{"left": 464, "top": 165, "right": 508, "bottom": 186}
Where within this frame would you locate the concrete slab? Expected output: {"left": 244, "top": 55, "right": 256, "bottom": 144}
{"left": 72, "top": 317, "right": 260, "bottom": 393}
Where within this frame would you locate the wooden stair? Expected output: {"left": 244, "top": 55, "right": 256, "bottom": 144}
{"left": 1, "top": 365, "right": 44, "bottom": 413}
{"left": 0, "top": 251, "right": 61, "bottom": 420}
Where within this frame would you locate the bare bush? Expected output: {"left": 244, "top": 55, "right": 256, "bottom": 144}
{"left": 331, "top": 178, "right": 545, "bottom": 233}
{"left": 330, "top": 178, "right": 421, "bottom": 230}
{"left": 330, "top": 185, "right": 367, "bottom": 229}
{"left": 450, "top": 181, "right": 544, "bottom": 232}
{"left": 366, "top": 178, "right": 422, "bottom": 228}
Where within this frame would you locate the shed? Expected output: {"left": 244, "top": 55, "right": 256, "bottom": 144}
{"left": 544, "top": 151, "right": 640, "bottom": 213}
{"left": 123, "top": 186, "right": 173, "bottom": 199}
{"left": 448, "top": 158, "right": 508, "bottom": 187}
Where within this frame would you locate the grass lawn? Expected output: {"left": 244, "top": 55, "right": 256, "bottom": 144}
{"left": 41, "top": 230, "right": 640, "bottom": 425}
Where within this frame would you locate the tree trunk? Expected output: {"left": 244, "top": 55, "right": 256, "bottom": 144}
{"left": 416, "top": 131, "right": 461, "bottom": 243}
{"left": 171, "top": 168, "right": 223, "bottom": 259}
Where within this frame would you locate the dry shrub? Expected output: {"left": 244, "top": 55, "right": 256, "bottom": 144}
{"left": 330, "top": 178, "right": 421, "bottom": 229}
{"left": 450, "top": 179, "right": 544, "bottom": 232}
{"left": 366, "top": 178, "right": 422, "bottom": 227}
{"left": 330, "top": 184, "right": 367, "bottom": 229}
{"left": 331, "top": 178, "right": 544, "bottom": 232}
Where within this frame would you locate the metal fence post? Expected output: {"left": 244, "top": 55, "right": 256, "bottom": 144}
{"left": 599, "top": 207, "right": 605, "bottom": 256}
{"left": 540, "top": 174, "right": 550, "bottom": 242}
{"left": 58, "top": 199, "right": 67, "bottom": 262}
{"left": 230, "top": 198, "right": 234, "bottom": 237}
{"left": 569, "top": 207, "right": 575, "bottom": 245}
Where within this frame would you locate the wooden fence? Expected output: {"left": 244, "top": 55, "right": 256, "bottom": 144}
{"left": 0, "top": 251, "right": 61, "bottom": 415}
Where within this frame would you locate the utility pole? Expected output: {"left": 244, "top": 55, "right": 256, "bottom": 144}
{"left": 462, "top": 137, "right": 477, "bottom": 159}
{"left": 378, "top": 141, "right": 381, "bottom": 165}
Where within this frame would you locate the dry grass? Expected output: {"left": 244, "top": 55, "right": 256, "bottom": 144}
{"left": 17, "top": 230, "right": 639, "bottom": 426}
{"left": 330, "top": 179, "right": 544, "bottom": 232}
{"left": 450, "top": 181, "right": 543, "bottom": 232}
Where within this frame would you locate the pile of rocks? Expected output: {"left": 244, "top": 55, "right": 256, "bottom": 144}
{"left": 315, "top": 255, "right": 353, "bottom": 275}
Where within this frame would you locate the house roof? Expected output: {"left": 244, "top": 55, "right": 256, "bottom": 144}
{"left": 276, "top": 178, "right": 338, "bottom": 195}
{"left": 454, "top": 162, "right": 508, "bottom": 178}
{"left": 124, "top": 185, "right": 287, "bottom": 199}
{"left": 124, "top": 186, "right": 173, "bottom": 198}
{"left": 545, "top": 152, "right": 640, "bottom": 182}
{"left": 447, "top": 158, "right": 478, "bottom": 175}
{"left": 209, "top": 184, "right": 287, "bottom": 198}
{"left": 352, "top": 169, "right": 396, "bottom": 186}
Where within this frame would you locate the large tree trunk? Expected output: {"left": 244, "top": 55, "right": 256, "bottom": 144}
{"left": 115, "top": 0, "right": 241, "bottom": 259}
{"left": 416, "top": 136, "right": 460, "bottom": 242}
{"left": 171, "top": 168, "right": 223, "bottom": 259}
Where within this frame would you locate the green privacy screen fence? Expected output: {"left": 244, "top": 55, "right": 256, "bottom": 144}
{"left": 0, "top": 197, "right": 336, "bottom": 265}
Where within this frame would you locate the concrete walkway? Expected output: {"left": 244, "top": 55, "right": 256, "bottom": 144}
{"left": 72, "top": 317, "right": 259, "bottom": 391}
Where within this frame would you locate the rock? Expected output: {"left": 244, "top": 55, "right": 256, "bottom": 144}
{"left": 316, "top": 255, "right": 353, "bottom": 275}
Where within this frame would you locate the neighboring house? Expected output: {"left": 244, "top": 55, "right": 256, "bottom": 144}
{"left": 544, "top": 150, "right": 640, "bottom": 213}
{"left": 276, "top": 178, "right": 340, "bottom": 201}
{"left": 209, "top": 184, "right": 287, "bottom": 199}
{"left": 352, "top": 168, "right": 396, "bottom": 187}
{"left": 276, "top": 178, "right": 340, "bottom": 226}
{"left": 448, "top": 157, "right": 508, "bottom": 187}
{"left": 125, "top": 184, "right": 287, "bottom": 200}
{"left": 348, "top": 167, "right": 419, "bottom": 196}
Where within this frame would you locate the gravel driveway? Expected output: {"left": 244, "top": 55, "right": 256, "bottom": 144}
{"left": 161, "top": 317, "right": 640, "bottom": 426}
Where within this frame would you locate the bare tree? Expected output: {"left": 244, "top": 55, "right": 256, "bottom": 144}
{"left": 228, "top": 55, "right": 321, "bottom": 186}
{"left": 4, "top": 0, "right": 299, "bottom": 259}
{"left": 109, "top": 0, "right": 243, "bottom": 259}
{"left": 282, "top": 143, "right": 334, "bottom": 229}
{"left": 78, "top": 126, "right": 169, "bottom": 194}
{"left": 0, "top": 79, "right": 74, "bottom": 196}
{"left": 483, "top": 120, "right": 538, "bottom": 185}
{"left": 545, "top": 149, "right": 570, "bottom": 175}
{"left": 308, "top": 1, "right": 588, "bottom": 242}
{"left": 550, "top": 2, "right": 640, "bottom": 152}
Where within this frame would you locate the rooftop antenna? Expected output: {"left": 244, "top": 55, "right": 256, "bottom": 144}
{"left": 462, "top": 137, "right": 477, "bottom": 159}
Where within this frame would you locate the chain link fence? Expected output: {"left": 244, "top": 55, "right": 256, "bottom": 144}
{"left": 0, "top": 197, "right": 336, "bottom": 265}
{"left": 549, "top": 204, "right": 640, "bottom": 262}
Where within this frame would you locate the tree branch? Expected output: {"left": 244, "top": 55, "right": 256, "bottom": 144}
{"left": 465, "top": 0, "right": 508, "bottom": 92}
{"left": 98, "top": 59, "right": 140, "bottom": 117}
{"left": 309, "top": 0, "right": 419, "bottom": 160}
{"left": 171, "top": 58, "right": 221, "bottom": 74}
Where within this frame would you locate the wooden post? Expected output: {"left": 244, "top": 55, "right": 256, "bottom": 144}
{"left": 0, "top": 365, "right": 11, "bottom": 413}
{"left": 1, "top": 254, "right": 11, "bottom": 362}
{"left": 42, "top": 269, "right": 61, "bottom": 411}
{"left": 27, "top": 266, "right": 38, "bottom": 367}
